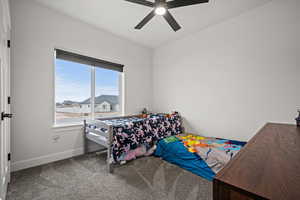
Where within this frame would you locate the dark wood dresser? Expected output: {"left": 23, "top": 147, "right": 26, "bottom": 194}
{"left": 213, "top": 123, "right": 300, "bottom": 200}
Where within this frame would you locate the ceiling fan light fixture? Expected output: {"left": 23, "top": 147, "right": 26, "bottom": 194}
{"left": 125, "top": 0, "right": 210, "bottom": 31}
{"left": 155, "top": 6, "right": 166, "bottom": 15}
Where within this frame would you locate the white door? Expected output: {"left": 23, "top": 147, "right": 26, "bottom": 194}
{"left": 0, "top": 0, "right": 11, "bottom": 199}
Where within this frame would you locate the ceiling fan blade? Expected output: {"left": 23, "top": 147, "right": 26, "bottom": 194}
{"left": 163, "top": 10, "right": 181, "bottom": 31}
{"left": 124, "top": 0, "right": 154, "bottom": 7}
{"left": 135, "top": 10, "right": 155, "bottom": 29}
{"left": 167, "top": 0, "right": 209, "bottom": 9}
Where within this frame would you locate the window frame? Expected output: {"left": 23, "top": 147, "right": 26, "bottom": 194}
{"left": 52, "top": 48, "right": 125, "bottom": 127}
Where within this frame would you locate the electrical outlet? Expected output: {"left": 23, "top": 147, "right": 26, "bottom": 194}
{"left": 52, "top": 135, "right": 60, "bottom": 143}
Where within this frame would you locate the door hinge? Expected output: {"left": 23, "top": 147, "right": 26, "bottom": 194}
{"left": 8, "top": 153, "right": 11, "bottom": 161}
{"left": 8, "top": 96, "right": 11, "bottom": 104}
{"left": 7, "top": 40, "right": 10, "bottom": 48}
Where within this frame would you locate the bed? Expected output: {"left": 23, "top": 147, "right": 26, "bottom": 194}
{"left": 84, "top": 113, "right": 184, "bottom": 172}
{"left": 154, "top": 134, "right": 246, "bottom": 181}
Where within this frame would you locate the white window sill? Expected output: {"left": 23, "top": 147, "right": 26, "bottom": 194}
{"left": 52, "top": 113, "right": 125, "bottom": 132}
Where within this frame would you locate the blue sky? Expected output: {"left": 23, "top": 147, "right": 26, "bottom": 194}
{"left": 55, "top": 59, "right": 119, "bottom": 103}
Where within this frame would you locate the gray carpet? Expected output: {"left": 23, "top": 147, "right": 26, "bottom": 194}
{"left": 7, "top": 153, "right": 212, "bottom": 200}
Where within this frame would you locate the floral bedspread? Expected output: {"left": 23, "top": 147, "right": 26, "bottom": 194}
{"left": 110, "top": 114, "right": 183, "bottom": 162}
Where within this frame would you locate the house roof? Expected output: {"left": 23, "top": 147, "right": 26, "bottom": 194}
{"left": 81, "top": 95, "right": 119, "bottom": 106}
{"left": 62, "top": 100, "right": 79, "bottom": 105}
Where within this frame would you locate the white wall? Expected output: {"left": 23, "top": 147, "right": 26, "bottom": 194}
{"left": 10, "top": 0, "right": 153, "bottom": 171}
{"left": 11, "top": 0, "right": 300, "bottom": 171}
{"left": 153, "top": 0, "right": 300, "bottom": 141}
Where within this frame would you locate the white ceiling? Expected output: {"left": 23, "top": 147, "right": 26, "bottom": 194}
{"left": 34, "top": 0, "right": 272, "bottom": 48}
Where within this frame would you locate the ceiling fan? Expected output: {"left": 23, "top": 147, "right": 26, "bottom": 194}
{"left": 125, "top": 0, "right": 209, "bottom": 32}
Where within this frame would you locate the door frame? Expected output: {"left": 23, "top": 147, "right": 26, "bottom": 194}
{"left": 0, "top": 0, "right": 11, "bottom": 199}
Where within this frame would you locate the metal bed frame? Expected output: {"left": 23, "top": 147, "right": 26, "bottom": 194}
{"left": 83, "top": 115, "right": 140, "bottom": 173}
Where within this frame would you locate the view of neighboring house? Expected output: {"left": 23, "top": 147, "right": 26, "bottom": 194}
{"left": 56, "top": 95, "right": 119, "bottom": 114}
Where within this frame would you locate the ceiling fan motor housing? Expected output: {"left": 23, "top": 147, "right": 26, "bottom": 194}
{"left": 125, "top": 0, "right": 209, "bottom": 31}
{"left": 155, "top": 0, "right": 167, "bottom": 9}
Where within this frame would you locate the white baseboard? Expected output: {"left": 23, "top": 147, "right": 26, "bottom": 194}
{"left": 11, "top": 143, "right": 105, "bottom": 172}
{"left": 11, "top": 148, "right": 84, "bottom": 172}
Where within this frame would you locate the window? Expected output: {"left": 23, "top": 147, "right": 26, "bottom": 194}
{"left": 55, "top": 49, "right": 124, "bottom": 125}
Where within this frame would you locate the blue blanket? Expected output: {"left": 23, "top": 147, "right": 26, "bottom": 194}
{"left": 154, "top": 136, "right": 246, "bottom": 181}
{"left": 154, "top": 139, "right": 216, "bottom": 181}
